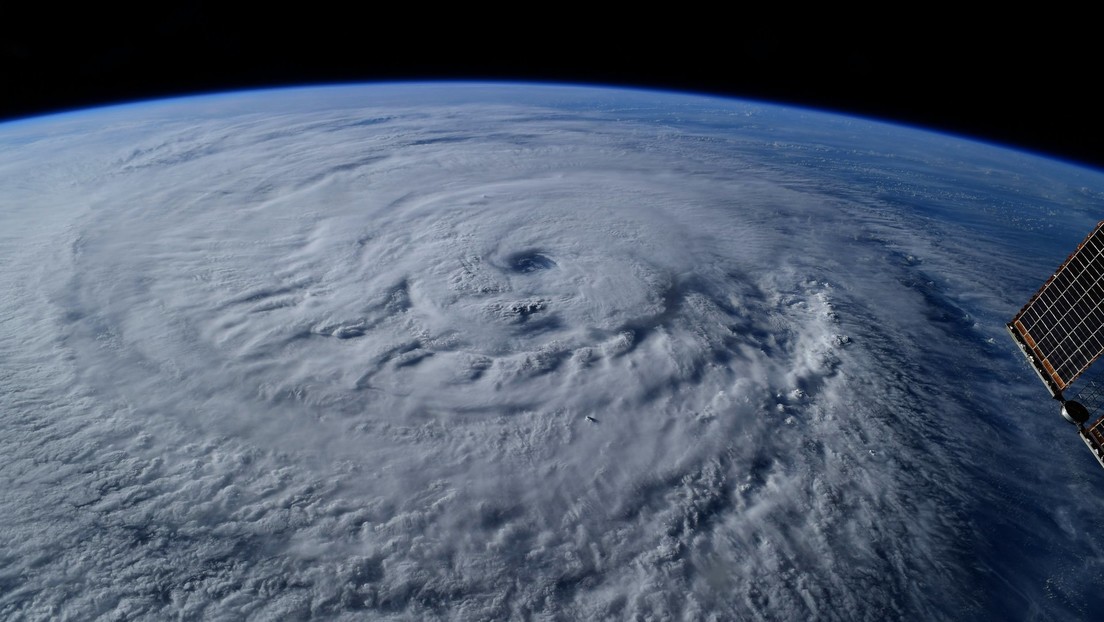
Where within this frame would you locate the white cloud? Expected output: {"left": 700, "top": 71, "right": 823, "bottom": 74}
{"left": 0, "top": 84, "right": 1100, "bottom": 620}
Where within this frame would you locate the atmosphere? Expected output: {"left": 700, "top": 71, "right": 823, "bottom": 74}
{"left": 3, "top": 11, "right": 1100, "bottom": 169}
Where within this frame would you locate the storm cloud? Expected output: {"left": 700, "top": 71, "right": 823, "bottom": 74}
{"left": 1, "top": 84, "right": 1102, "bottom": 620}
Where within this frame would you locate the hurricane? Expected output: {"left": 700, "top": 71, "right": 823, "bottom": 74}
{"left": 2, "top": 83, "right": 1102, "bottom": 620}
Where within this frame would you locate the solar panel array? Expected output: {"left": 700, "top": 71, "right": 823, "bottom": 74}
{"left": 1009, "top": 220, "right": 1104, "bottom": 395}
{"left": 1076, "top": 366, "right": 1104, "bottom": 417}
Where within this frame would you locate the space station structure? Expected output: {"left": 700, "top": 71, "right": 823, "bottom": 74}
{"left": 1008, "top": 220, "right": 1104, "bottom": 469}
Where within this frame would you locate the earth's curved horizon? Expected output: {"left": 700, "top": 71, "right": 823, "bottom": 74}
{"left": 2, "top": 82, "right": 1102, "bottom": 620}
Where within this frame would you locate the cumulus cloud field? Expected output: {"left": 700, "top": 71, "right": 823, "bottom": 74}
{"left": 2, "top": 84, "right": 1104, "bottom": 620}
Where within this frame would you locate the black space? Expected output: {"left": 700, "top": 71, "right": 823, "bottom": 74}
{"left": 5, "top": 10, "right": 1101, "bottom": 170}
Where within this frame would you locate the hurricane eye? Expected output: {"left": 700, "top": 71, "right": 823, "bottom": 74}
{"left": 507, "top": 252, "right": 556, "bottom": 274}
